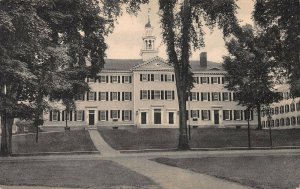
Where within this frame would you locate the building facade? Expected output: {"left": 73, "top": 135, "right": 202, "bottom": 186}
{"left": 43, "top": 17, "right": 257, "bottom": 129}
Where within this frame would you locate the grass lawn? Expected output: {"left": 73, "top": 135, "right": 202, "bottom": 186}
{"left": 0, "top": 160, "right": 160, "bottom": 189}
{"left": 99, "top": 128, "right": 300, "bottom": 150}
{"left": 153, "top": 155, "right": 300, "bottom": 189}
{"left": 12, "top": 130, "right": 97, "bottom": 154}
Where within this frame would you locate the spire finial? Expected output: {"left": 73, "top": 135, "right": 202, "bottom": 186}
{"left": 145, "top": 8, "right": 152, "bottom": 27}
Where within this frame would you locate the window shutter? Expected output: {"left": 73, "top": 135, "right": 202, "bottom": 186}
{"left": 161, "top": 91, "right": 164, "bottom": 100}
{"left": 222, "top": 93, "right": 225, "bottom": 101}
{"left": 218, "top": 93, "right": 221, "bottom": 101}
{"left": 165, "top": 75, "right": 167, "bottom": 81}
{"left": 211, "top": 77, "right": 213, "bottom": 83}
{"left": 197, "top": 92, "right": 199, "bottom": 101}
{"left": 151, "top": 74, "right": 154, "bottom": 81}
{"left": 118, "top": 76, "right": 120, "bottom": 83}
{"left": 148, "top": 90, "right": 151, "bottom": 99}
{"left": 208, "top": 93, "right": 211, "bottom": 101}
{"left": 122, "top": 92, "right": 125, "bottom": 101}
{"left": 172, "top": 91, "right": 175, "bottom": 100}
{"left": 165, "top": 91, "right": 168, "bottom": 99}
{"left": 218, "top": 77, "right": 220, "bottom": 84}
{"left": 222, "top": 77, "right": 225, "bottom": 84}
{"left": 201, "top": 110, "right": 204, "bottom": 120}
{"left": 98, "top": 92, "right": 101, "bottom": 101}
{"left": 250, "top": 110, "right": 254, "bottom": 120}
{"left": 200, "top": 77, "right": 203, "bottom": 84}
{"left": 110, "top": 76, "right": 113, "bottom": 83}
{"left": 186, "top": 110, "right": 189, "bottom": 120}
{"left": 74, "top": 111, "right": 77, "bottom": 121}
{"left": 122, "top": 76, "right": 124, "bottom": 83}
{"left": 241, "top": 110, "right": 244, "bottom": 120}
{"left": 110, "top": 92, "right": 112, "bottom": 101}
{"left": 129, "top": 111, "right": 132, "bottom": 121}
{"left": 148, "top": 74, "right": 150, "bottom": 81}
{"left": 201, "top": 93, "right": 204, "bottom": 101}
{"left": 106, "top": 110, "right": 108, "bottom": 121}
{"left": 197, "top": 110, "right": 200, "bottom": 118}
{"left": 208, "top": 110, "right": 211, "bottom": 120}
{"left": 82, "top": 110, "right": 85, "bottom": 121}
{"left": 58, "top": 111, "right": 60, "bottom": 121}
{"left": 207, "top": 77, "right": 210, "bottom": 84}
{"left": 129, "top": 76, "right": 132, "bottom": 83}
{"left": 122, "top": 110, "right": 124, "bottom": 121}
{"left": 106, "top": 92, "right": 109, "bottom": 101}
{"left": 62, "top": 110, "right": 65, "bottom": 121}
{"left": 106, "top": 76, "right": 109, "bottom": 83}
{"left": 140, "top": 91, "right": 142, "bottom": 99}
{"left": 87, "top": 92, "right": 89, "bottom": 101}
{"left": 151, "top": 90, "right": 154, "bottom": 99}
{"left": 230, "top": 110, "right": 232, "bottom": 120}
{"left": 161, "top": 74, "right": 164, "bottom": 81}
{"left": 223, "top": 110, "right": 226, "bottom": 120}
{"left": 130, "top": 92, "right": 132, "bottom": 101}
{"left": 190, "top": 110, "right": 193, "bottom": 118}
{"left": 110, "top": 110, "right": 113, "bottom": 118}
{"left": 118, "top": 110, "right": 120, "bottom": 118}
{"left": 172, "top": 74, "right": 175, "bottom": 82}
{"left": 98, "top": 111, "right": 100, "bottom": 121}
{"left": 94, "top": 92, "right": 97, "bottom": 101}
{"left": 140, "top": 74, "right": 142, "bottom": 81}
{"left": 197, "top": 77, "right": 199, "bottom": 84}
{"left": 118, "top": 92, "right": 120, "bottom": 101}
{"left": 70, "top": 111, "right": 73, "bottom": 121}
{"left": 49, "top": 110, "right": 52, "bottom": 121}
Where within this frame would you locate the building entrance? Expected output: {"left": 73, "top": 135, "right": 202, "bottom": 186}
{"left": 89, "top": 110, "right": 95, "bottom": 125}
{"left": 154, "top": 109, "right": 161, "bottom": 124}
{"left": 214, "top": 110, "right": 219, "bottom": 124}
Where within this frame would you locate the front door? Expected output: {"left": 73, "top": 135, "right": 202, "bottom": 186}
{"left": 214, "top": 110, "right": 219, "bottom": 124}
{"left": 154, "top": 109, "right": 161, "bottom": 124}
{"left": 168, "top": 112, "right": 174, "bottom": 124}
{"left": 141, "top": 112, "right": 147, "bottom": 124}
{"left": 89, "top": 110, "right": 95, "bottom": 125}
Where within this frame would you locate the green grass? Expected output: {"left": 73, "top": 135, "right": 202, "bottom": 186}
{"left": 0, "top": 160, "right": 160, "bottom": 189}
{"left": 99, "top": 128, "right": 300, "bottom": 150}
{"left": 12, "top": 130, "right": 97, "bottom": 154}
{"left": 153, "top": 155, "right": 300, "bottom": 189}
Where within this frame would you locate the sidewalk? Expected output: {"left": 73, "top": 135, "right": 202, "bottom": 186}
{"left": 89, "top": 130, "right": 253, "bottom": 189}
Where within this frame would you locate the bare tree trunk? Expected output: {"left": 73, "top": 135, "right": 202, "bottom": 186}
{"left": 256, "top": 104, "right": 262, "bottom": 130}
{"left": 7, "top": 116, "right": 13, "bottom": 155}
{"left": 0, "top": 111, "right": 8, "bottom": 156}
{"left": 177, "top": 88, "right": 189, "bottom": 150}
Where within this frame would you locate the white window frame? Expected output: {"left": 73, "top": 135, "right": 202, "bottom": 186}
{"left": 111, "top": 110, "right": 118, "bottom": 120}
{"left": 123, "top": 76, "right": 130, "bottom": 83}
{"left": 154, "top": 74, "right": 160, "bottom": 81}
{"left": 212, "top": 77, "right": 218, "bottom": 84}
{"left": 212, "top": 92, "right": 219, "bottom": 101}
{"left": 202, "top": 92, "right": 209, "bottom": 101}
{"left": 87, "top": 78, "right": 96, "bottom": 83}
{"left": 202, "top": 110, "right": 209, "bottom": 120}
{"left": 123, "top": 110, "right": 131, "bottom": 121}
{"left": 223, "top": 110, "right": 231, "bottom": 120}
{"left": 166, "top": 74, "right": 172, "bottom": 82}
{"left": 88, "top": 92, "right": 95, "bottom": 101}
{"left": 191, "top": 92, "right": 198, "bottom": 101}
{"left": 111, "top": 92, "right": 118, "bottom": 101}
{"left": 142, "top": 74, "right": 148, "bottom": 81}
{"left": 193, "top": 77, "right": 198, "bottom": 84}
{"left": 76, "top": 110, "right": 84, "bottom": 121}
{"left": 124, "top": 92, "right": 131, "bottom": 101}
{"left": 99, "top": 111, "right": 106, "bottom": 121}
{"left": 52, "top": 110, "right": 59, "bottom": 121}
{"left": 166, "top": 91, "right": 172, "bottom": 100}
{"left": 100, "top": 92, "right": 107, "bottom": 101}
{"left": 201, "top": 77, "right": 208, "bottom": 84}
{"left": 191, "top": 110, "right": 199, "bottom": 119}
{"left": 154, "top": 90, "right": 161, "bottom": 100}
{"left": 100, "top": 76, "right": 107, "bottom": 83}
{"left": 223, "top": 92, "right": 230, "bottom": 101}
{"left": 111, "top": 76, "right": 118, "bottom": 83}
{"left": 141, "top": 90, "right": 148, "bottom": 100}
{"left": 234, "top": 110, "right": 242, "bottom": 120}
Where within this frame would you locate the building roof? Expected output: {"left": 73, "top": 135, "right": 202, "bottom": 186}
{"left": 103, "top": 58, "right": 223, "bottom": 72}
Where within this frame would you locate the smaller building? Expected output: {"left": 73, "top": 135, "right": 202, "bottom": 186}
{"left": 261, "top": 85, "right": 300, "bottom": 129}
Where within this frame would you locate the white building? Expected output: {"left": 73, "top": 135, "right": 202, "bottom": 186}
{"left": 43, "top": 17, "right": 256, "bottom": 129}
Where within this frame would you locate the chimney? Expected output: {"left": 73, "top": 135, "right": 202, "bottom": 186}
{"left": 200, "top": 52, "right": 207, "bottom": 68}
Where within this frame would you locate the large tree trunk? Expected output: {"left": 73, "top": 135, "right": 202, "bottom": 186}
{"left": 256, "top": 104, "right": 262, "bottom": 130}
{"left": 0, "top": 111, "right": 8, "bottom": 156}
{"left": 177, "top": 87, "right": 189, "bottom": 150}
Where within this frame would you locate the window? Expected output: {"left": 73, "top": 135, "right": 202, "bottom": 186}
{"left": 154, "top": 90, "right": 161, "bottom": 99}
{"left": 122, "top": 110, "right": 132, "bottom": 121}
{"left": 201, "top": 110, "right": 210, "bottom": 120}
{"left": 99, "top": 92, "right": 108, "bottom": 101}
{"left": 87, "top": 77, "right": 96, "bottom": 82}
{"left": 275, "top": 107, "right": 279, "bottom": 114}
{"left": 75, "top": 93, "right": 85, "bottom": 101}
{"left": 99, "top": 76, "right": 107, "bottom": 83}
{"left": 222, "top": 92, "right": 230, "bottom": 101}
{"left": 123, "top": 76, "right": 131, "bottom": 83}
{"left": 223, "top": 110, "right": 231, "bottom": 120}
{"left": 244, "top": 110, "right": 253, "bottom": 120}
{"left": 290, "top": 103, "right": 295, "bottom": 112}
{"left": 286, "top": 117, "right": 290, "bottom": 126}
{"left": 297, "top": 102, "right": 300, "bottom": 111}
{"left": 280, "top": 106, "right": 285, "bottom": 114}
{"left": 200, "top": 77, "right": 208, "bottom": 84}
{"left": 211, "top": 77, "right": 219, "bottom": 84}
{"left": 275, "top": 119, "right": 280, "bottom": 127}
{"left": 111, "top": 76, "right": 118, "bottom": 83}
{"left": 123, "top": 92, "right": 131, "bottom": 101}
{"left": 193, "top": 77, "right": 199, "bottom": 84}
{"left": 99, "top": 111, "right": 107, "bottom": 121}
{"left": 297, "top": 116, "right": 300, "bottom": 125}
{"left": 191, "top": 110, "right": 199, "bottom": 119}
{"left": 166, "top": 90, "right": 173, "bottom": 100}
{"left": 88, "top": 92, "right": 96, "bottom": 101}
{"left": 234, "top": 110, "right": 242, "bottom": 120}
{"left": 291, "top": 117, "right": 296, "bottom": 125}
{"left": 201, "top": 92, "right": 210, "bottom": 101}
{"left": 111, "top": 110, "right": 119, "bottom": 120}
{"left": 154, "top": 74, "right": 160, "bottom": 81}
{"left": 76, "top": 110, "right": 84, "bottom": 121}
{"left": 285, "top": 104, "right": 290, "bottom": 113}
{"left": 262, "top": 121, "right": 265, "bottom": 128}
{"left": 270, "top": 108, "right": 274, "bottom": 115}
{"left": 141, "top": 74, "right": 148, "bottom": 81}
{"left": 166, "top": 74, "right": 172, "bottom": 82}
{"left": 212, "top": 92, "right": 220, "bottom": 101}
{"left": 52, "top": 110, "right": 60, "bottom": 121}
{"left": 261, "top": 110, "right": 265, "bottom": 117}
{"left": 111, "top": 92, "right": 119, "bottom": 101}
{"left": 141, "top": 90, "right": 148, "bottom": 100}
{"left": 280, "top": 118, "right": 285, "bottom": 126}
{"left": 191, "top": 92, "right": 198, "bottom": 101}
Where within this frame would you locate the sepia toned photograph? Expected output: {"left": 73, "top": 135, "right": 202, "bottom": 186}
{"left": 0, "top": 0, "right": 299, "bottom": 189}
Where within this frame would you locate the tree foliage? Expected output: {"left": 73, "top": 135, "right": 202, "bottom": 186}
{"left": 223, "top": 24, "right": 281, "bottom": 129}
{"left": 158, "top": 0, "right": 238, "bottom": 149}
{"left": 253, "top": 0, "right": 300, "bottom": 97}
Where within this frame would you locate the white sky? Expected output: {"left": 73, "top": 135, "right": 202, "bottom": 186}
{"left": 105, "top": 0, "right": 254, "bottom": 62}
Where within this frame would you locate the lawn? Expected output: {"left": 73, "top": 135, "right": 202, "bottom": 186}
{"left": 12, "top": 130, "right": 97, "bottom": 154}
{"left": 153, "top": 155, "right": 300, "bottom": 189}
{"left": 99, "top": 128, "right": 300, "bottom": 150}
{"left": 0, "top": 160, "right": 160, "bottom": 189}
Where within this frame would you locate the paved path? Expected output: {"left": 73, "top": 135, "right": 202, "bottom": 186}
{"left": 0, "top": 185, "right": 80, "bottom": 189}
{"left": 87, "top": 130, "right": 253, "bottom": 189}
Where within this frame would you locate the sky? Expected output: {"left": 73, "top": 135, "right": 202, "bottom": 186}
{"left": 105, "top": 0, "right": 255, "bottom": 63}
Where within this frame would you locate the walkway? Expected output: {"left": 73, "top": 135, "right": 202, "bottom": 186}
{"left": 88, "top": 129, "right": 253, "bottom": 189}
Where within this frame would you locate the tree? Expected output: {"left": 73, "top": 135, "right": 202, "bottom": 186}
{"left": 253, "top": 0, "right": 300, "bottom": 97}
{"left": 223, "top": 24, "right": 281, "bottom": 130}
{"left": 158, "top": 0, "right": 238, "bottom": 149}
